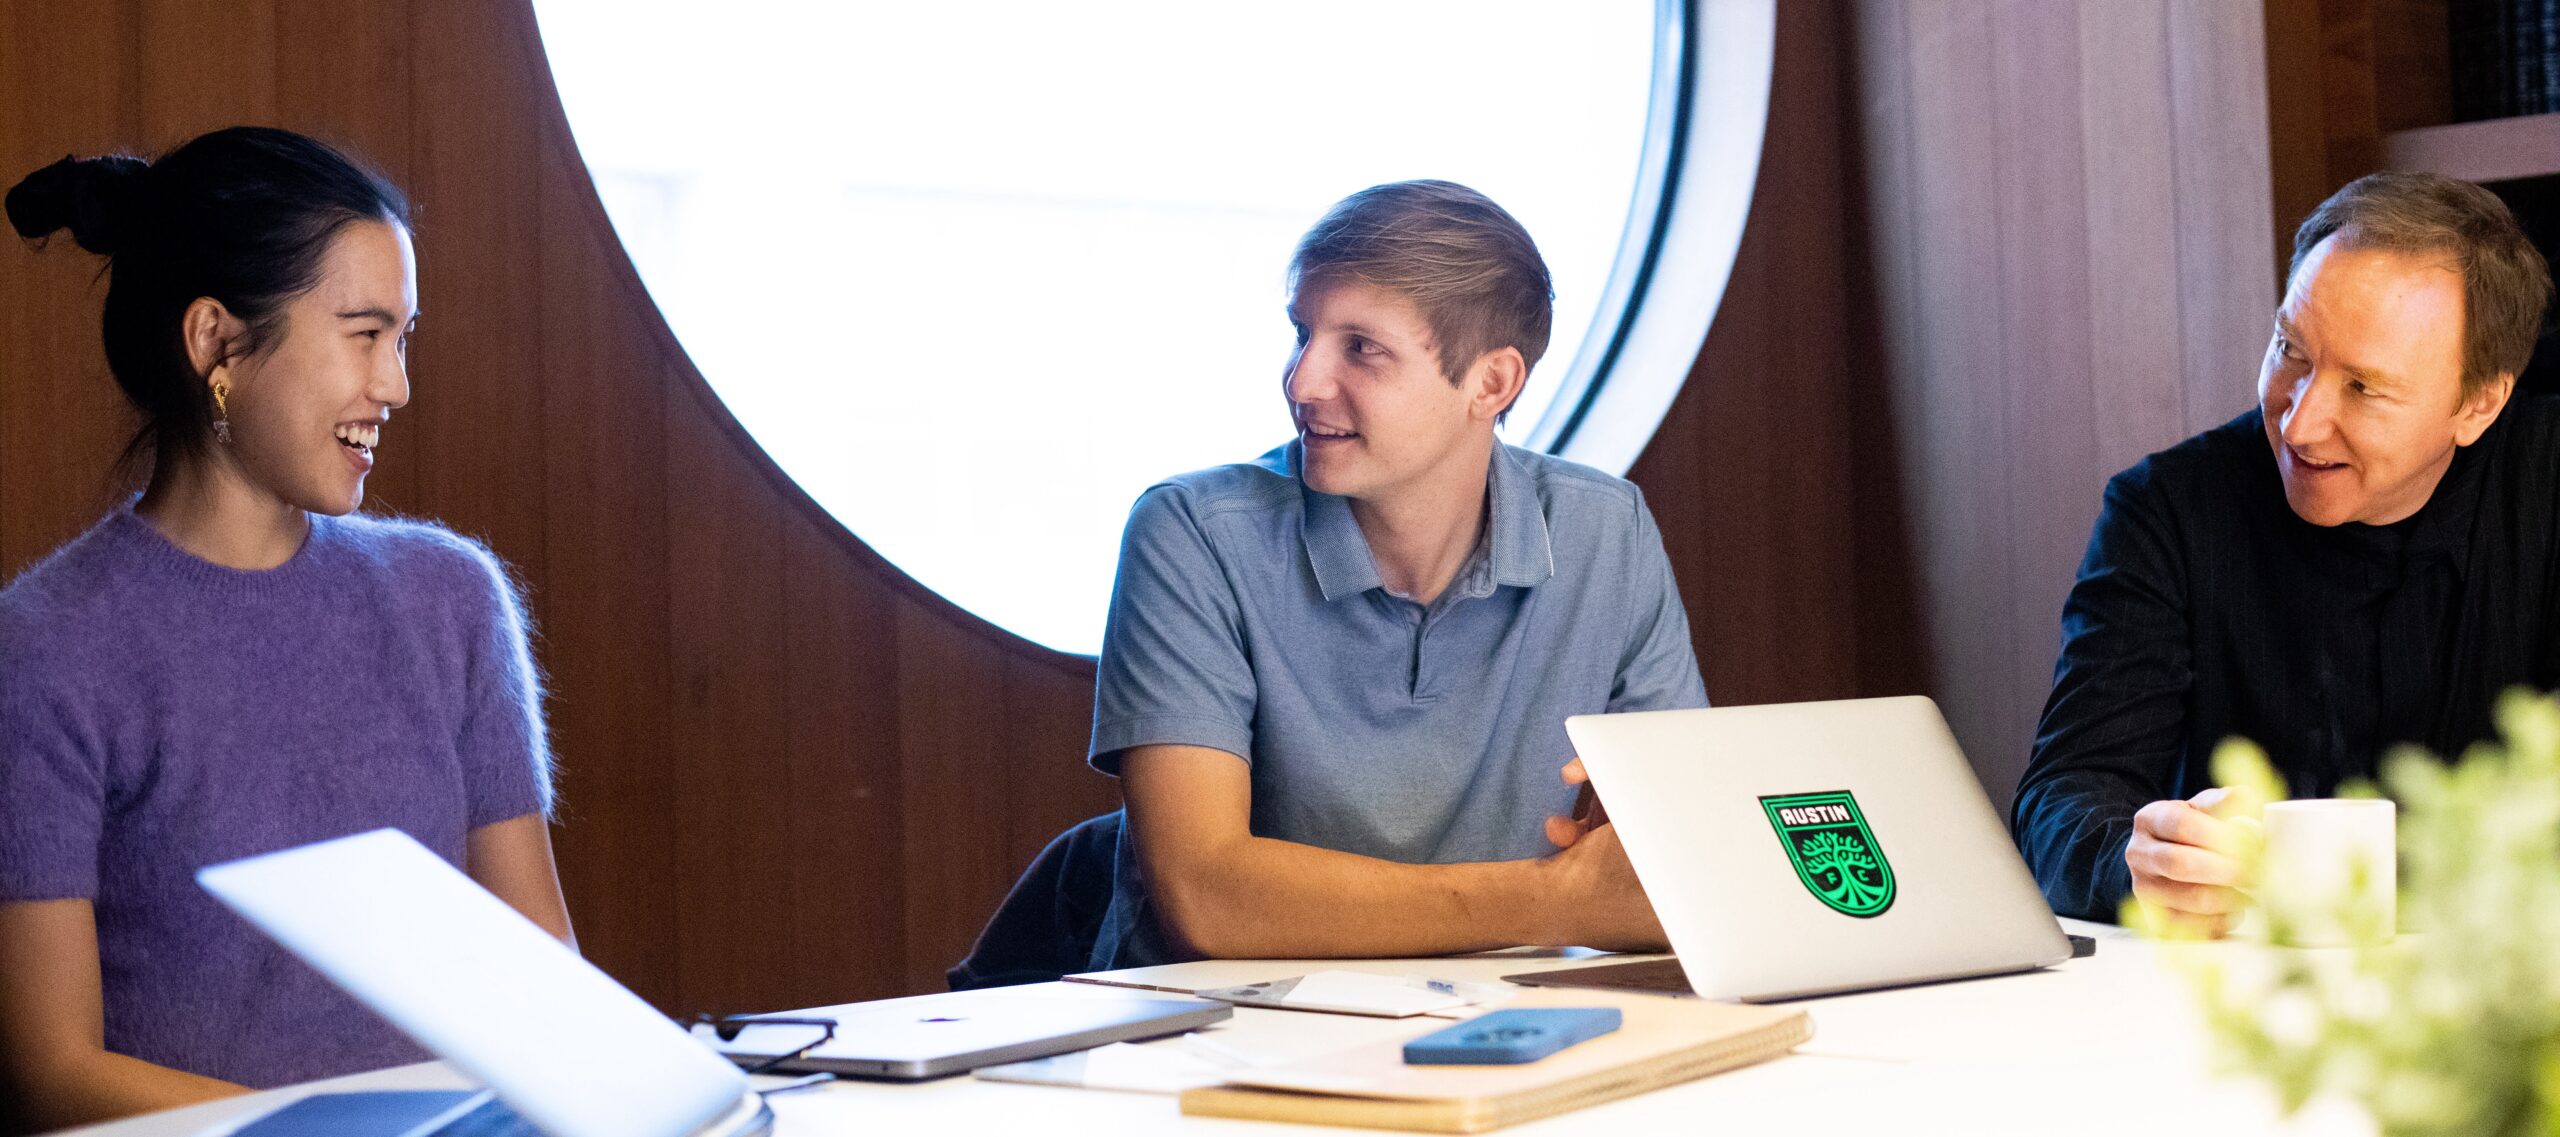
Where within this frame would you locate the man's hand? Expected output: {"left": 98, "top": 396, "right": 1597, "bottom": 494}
{"left": 1534, "top": 757, "right": 1663, "bottom": 950}
{"left": 1543, "top": 757, "right": 1606, "bottom": 848}
{"left": 1540, "top": 821, "right": 1667, "bottom": 952}
{"left": 2126, "top": 786, "right": 2261, "bottom": 938}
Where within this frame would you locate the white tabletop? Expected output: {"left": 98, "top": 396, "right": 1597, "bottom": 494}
{"left": 58, "top": 922, "right": 2372, "bottom": 1137}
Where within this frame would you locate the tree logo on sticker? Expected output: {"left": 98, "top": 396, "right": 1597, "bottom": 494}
{"left": 1761, "top": 790, "right": 1895, "bottom": 918}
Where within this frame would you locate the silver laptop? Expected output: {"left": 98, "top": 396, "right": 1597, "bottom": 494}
{"left": 1511, "top": 696, "right": 2072, "bottom": 1002}
{"left": 696, "top": 989, "right": 1231, "bottom": 1080}
{"left": 200, "top": 829, "right": 770, "bottom": 1137}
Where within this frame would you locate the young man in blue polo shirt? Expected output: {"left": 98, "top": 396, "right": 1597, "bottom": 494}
{"left": 1087, "top": 180, "right": 1709, "bottom": 968}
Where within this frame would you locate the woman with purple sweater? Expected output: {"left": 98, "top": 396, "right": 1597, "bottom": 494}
{"left": 0, "top": 128, "right": 572, "bottom": 1132}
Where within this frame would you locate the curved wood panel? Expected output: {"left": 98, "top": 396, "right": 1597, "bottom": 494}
{"left": 0, "top": 0, "right": 1948, "bottom": 1011}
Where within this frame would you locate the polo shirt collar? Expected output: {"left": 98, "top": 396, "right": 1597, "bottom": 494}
{"left": 1295, "top": 442, "right": 1557, "bottom": 603}
{"left": 1302, "top": 471, "right": 1380, "bottom": 601}
{"left": 1485, "top": 443, "right": 1558, "bottom": 591}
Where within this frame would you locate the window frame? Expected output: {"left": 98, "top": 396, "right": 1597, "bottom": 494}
{"left": 1528, "top": 0, "right": 1775, "bottom": 474}
{"left": 531, "top": 0, "right": 1774, "bottom": 658}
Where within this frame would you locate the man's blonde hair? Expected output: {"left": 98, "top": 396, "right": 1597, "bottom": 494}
{"left": 1289, "top": 181, "right": 1554, "bottom": 401}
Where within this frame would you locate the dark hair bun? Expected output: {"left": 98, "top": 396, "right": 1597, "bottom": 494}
{"left": 6, "top": 153, "right": 150, "bottom": 255}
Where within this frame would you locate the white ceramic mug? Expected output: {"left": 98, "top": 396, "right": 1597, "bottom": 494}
{"left": 2257, "top": 799, "right": 2396, "bottom": 947}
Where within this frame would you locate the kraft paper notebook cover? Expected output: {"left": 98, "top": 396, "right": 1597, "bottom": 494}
{"left": 1178, "top": 989, "right": 1812, "bottom": 1133}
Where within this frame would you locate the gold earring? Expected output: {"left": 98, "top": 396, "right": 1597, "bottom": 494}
{"left": 211, "top": 380, "right": 232, "bottom": 445}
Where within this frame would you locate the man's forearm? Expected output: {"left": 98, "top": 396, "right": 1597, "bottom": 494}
{"left": 1145, "top": 833, "right": 1561, "bottom": 959}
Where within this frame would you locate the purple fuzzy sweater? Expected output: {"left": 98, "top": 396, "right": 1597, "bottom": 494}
{"left": 0, "top": 506, "right": 549, "bottom": 1088}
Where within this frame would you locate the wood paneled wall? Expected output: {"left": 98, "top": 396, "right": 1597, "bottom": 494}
{"left": 0, "top": 1, "right": 1117, "bottom": 1014}
{"left": 2263, "top": 0, "right": 2453, "bottom": 274}
{"left": 1847, "top": 0, "right": 2278, "bottom": 813}
{"left": 2264, "top": 0, "right": 2452, "bottom": 276}
{"left": 0, "top": 0, "right": 2279, "bottom": 1015}
{"left": 1632, "top": 0, "right": 1924, "bottom": 713}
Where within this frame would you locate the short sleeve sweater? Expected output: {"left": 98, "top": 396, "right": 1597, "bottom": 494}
{"left": 0, "top": 506, "right": 551, "bottom": 1087}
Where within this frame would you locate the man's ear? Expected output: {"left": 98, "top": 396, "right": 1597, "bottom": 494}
{"left": 2453, "top": 370, "right": 2516, "bottom": 447}
{"left": 181, "top": 297, "right": 242, "bottom": 382}
{"left": 1468, "top": 346, "right": 1527, "bottom": 423}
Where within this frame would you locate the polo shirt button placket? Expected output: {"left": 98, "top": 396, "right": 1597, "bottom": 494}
{"left": 1409, "top": 602, "right": 1439, "bottom": 703}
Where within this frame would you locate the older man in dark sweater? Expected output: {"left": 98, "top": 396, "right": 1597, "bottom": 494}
{"left": 2014, "top": 172, "right": 2560, "bottom": 933}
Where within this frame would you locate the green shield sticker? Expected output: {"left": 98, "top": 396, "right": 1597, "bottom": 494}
{"left": 1760, "top": 790, "right": 1896, "bottom": 918}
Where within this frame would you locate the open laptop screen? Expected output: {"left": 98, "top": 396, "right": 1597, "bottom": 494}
{"left": 199, "top": 829, "right": 749, "bottom": 1137}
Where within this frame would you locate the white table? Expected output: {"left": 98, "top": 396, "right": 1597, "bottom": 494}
{"left": 59, "top": 922, "right": 2371, "bottom": 1137}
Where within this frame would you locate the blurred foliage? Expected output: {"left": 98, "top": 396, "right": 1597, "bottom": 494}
{"left": 2138, "top": 690, "right": 2560, "bottom": 1137}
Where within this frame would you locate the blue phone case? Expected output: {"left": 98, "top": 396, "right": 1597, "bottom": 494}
{"left": 1402, "top": 1007, "right": 1623, "bottom": 1065}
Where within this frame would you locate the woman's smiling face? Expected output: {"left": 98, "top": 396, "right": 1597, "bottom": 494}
{"left": 218, "top": 218, "right": 416, "bottom": 516}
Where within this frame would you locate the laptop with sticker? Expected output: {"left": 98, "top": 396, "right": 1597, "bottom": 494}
{"left": 1509, "top": 696, "right": 2072, "bottom": 1002}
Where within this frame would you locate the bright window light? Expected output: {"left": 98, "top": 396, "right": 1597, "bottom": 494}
{"left": 534, "top": 1, "right": 1659, "bottom": 655}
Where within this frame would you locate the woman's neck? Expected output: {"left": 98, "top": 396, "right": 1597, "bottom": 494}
{"left": 135, "top": 454, "right": 311, "bottom": 570}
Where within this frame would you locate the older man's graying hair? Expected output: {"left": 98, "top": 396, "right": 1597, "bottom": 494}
{"left": 2291, "top": 171, "right": 2553, "bottom": 401}
{"left": 1288, "top": 180, "right": 1555, "bottom": 396}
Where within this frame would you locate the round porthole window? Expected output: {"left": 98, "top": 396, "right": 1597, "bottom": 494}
{"left": 533, "top": 0, "right": 1769, "bottom": 654}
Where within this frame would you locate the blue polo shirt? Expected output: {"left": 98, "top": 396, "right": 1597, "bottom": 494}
{"left": 1086, "top": 440, "right": 1708, "bottom": 967}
